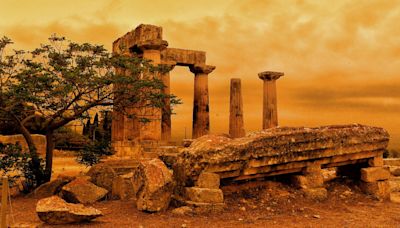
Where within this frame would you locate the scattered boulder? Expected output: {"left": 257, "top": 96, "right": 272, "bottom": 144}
{"left": 36, "top": 196, "right": 102, "bottom": 225}
{"left": 86, "top": 163, "right": 117, "bottom": 193}
{"left": 171, "top": 206, "right": 193, "bottom": 215}
{"left": 303, "top": 188, "right": 328, "bottom": 201}
{"left": 112, "top": 172, "right": 136, "bottom": 200}
{"left": 134, "top": 158, "right": 175, "bottom": 212}
{"left": 360, "top": 180, "right": 390, "bottom": 200}
{"left": 61, "top": 177, "right": 108, "bottom": 204}
{"left": 185, "top": 187, "right": 224, "bottom": 203}
{"left": 34, "top": 177, "right": 71, "bottom": 199}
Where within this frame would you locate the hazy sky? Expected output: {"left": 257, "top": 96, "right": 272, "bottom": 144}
{"left": 1, "top": 0, "right": 399, "bottom": 149}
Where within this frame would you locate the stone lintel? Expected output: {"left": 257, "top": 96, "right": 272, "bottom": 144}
{"left": 135, "top": 40, "right": 168, "bottom": 51}
{"left": 258, "top": 71, "right": 284, "bottom": 81}
{"left": 162, "top": 48, "right": 206, "bottom": 66}
{"left": 190, "top": 64, "right": 216, "bottom": 74}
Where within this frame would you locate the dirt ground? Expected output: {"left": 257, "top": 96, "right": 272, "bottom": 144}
{"left": 7, "top": 177, "right": 400, "bottom": 228}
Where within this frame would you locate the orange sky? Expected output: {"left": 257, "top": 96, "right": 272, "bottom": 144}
{"left": 1, "top": 0, "right": 399, "bottom": 149}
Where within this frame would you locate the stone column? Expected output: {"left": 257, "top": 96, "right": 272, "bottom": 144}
{"left": 138, "top": 41, "right": 168, "bottom": 141}
{"left": 190, "top": 64, "right": 216, "bottom": 139}
{"left": 160, "top": 63, "right": 176, "bottom": 142}
{"left": 258, "top": 71, "right": 284, "bottom": 129}
{"left": 229, "top": 78, "right": 245, "bottom": 138}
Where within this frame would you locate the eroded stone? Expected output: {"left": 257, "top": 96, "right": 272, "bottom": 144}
{"left": 61, "top": 177, "right": 108, "bottom": 204}
{"left": 196, "top": 172, "right": 220, "bottom": 189}
{"left": 185, "top": 187, "right": 224, "bottom": 203}
{"left": 360, "top": 167, "right": 390, "bottom": 183}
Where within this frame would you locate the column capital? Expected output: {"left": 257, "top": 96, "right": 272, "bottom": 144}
{"left": 160, "top": 60, "right": 177, "bottom": 71}
{"left": 258, "top": 71, "right": 284, "bottom": 81}
{"left": 136, "top": 40, "right": 168, "bottom": 51}
{"left": 190, "top": 64, "right": 216, "bottom": 74}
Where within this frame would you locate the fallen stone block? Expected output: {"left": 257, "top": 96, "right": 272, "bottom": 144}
{"left": 61, "top": 177, "right": 108, "bottom": 204}
{"left": 86, "top": 163, "right": 117, "bottom": 193}
{"left": 302, "top": 188, "right": 328, "bottom": 201}
{"left": 135, "top": 158, "right": 175, "bottom": 212}
{"left": 185, "top": 187, "right": 224, "bottom": 203}
{"left": 360, "top": 180, "right": 390, "bottom": 200}
{"left": 112, "top": 172, "right": 135, "bottom": 200}
{"left": 291, "top": 173, "right": 324, "bottom": 189}
{"left": 360, "top": 167, "right": 390, "bottom": 183}
{"left": 384, "top": 158, "right": 400, "bottom": 166}
{"left": 34, "top": 177, "right": 71, "bottom": 199}
{"left": 196, "top": 172, "right": 220, "bottom": 189}
{"left": 390, "top": 192, "right": 400, "bottom": 203}
{"left": 36, "top": 196, "right": 102, "bottom": 225}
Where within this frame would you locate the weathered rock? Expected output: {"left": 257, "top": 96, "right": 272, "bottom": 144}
{"left": 390, "top": 192, "right": 400, "bottom": 203}
{"left": 389, "top": 177, "right": 400, "bottom": 192}
{"left": 360, "top": 167, "right": 390, "bottom": 183}
{"left": 86, "top": 163, "right": 117, "bottom": 193}
{"left": 196, "top": 172, "right": 220, "bottom": 189}
{"left": 174, "top": 124, "right": 389, "bottom": 184}
{"left": 34, "top": 178, "right": 71, "bottom": 199}
{"left": 36, "top": 196, "right": 102, "bottom": 225}
{"left": 185, "top": 187, "right": 224, "bottom": 203}
{"left": 61, "top": 177, "right": 108, "bottom": 204}
{"left": 384, "top": 158, "right": 400, "bottom": 166}
{"left": 291, "top": 172, "right": 324, "bottom": 189}
{"left": 134, "top": 159, "right": 175, "bottom": 212}
{"left": 171, "top": 206, "right": 193, "bottom": 215}
{"left": 360, "top": 180, "right": 390, "bottom": 199}
{"left": 368, "top": 156, "right": 384, "bottom": 167}
{"left": 322, "top": 168, "right": 337, "bottom": 182}
{"left": 112, "top": 172, "right": 135, "bottom": 200}
{"left": 302, "top": 188, "right": 328, "bottom": 201}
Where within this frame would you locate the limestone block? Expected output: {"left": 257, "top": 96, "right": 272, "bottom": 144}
{"left": 34, "top": 178, "right": 71, "bottom": 199}
{"left": 302, "top": 188, "right": 328, "bottom": 201}
{"left": 86, "top": 163, "right": 117, "bottom": 193}
{"left": 360, "top": 167, "right": 390, "bottom": 183}
{"left": 111, "top": 172, "right": 135, "bottom": 200}
{"left": 61, "top": 177, "right": 108, "bottom": 204}
{"left": 390, "top": 192, "right": 400, "bottom": 203}
{"left": 185, "top": 187, "right": 224, "bottom": 203}
{"left": 36, "top": 196, "right": 102, "bottom": 225}
{"left": 368, "top": 156, "right": 384, "bottom": 167}
{"left": 291, "top": 172, "right": 324, "bottom": 189}
{"left": 360, "top": 180, "right": 390, "bottom": 199}
{"left": 196, "top": 172, "right": 220, "bottom": 189}
{"left": 384, "top": 158, "right": 400, "bottom": 166}
{"left": 389, "top": 177, "right": 400, "bottom": 192}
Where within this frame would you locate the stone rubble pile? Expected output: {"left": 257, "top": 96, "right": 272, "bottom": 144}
{"left": 384, "top": 158, "right": 400, "bottom": 203}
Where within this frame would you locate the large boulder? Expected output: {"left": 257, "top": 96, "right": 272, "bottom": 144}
{"left": 61, "top": 177, "right": 108, "bottom": 204}
{"left": 134, "top": 159, "right": 175, "bottom": 212}
{"left": 36, "top": 196, "right": 102, "bottom": 225}
{"left": 86, "top": 163, "right": 117, "bottom": 193}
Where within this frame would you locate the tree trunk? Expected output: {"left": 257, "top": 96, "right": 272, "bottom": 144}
{"left": 44, "top": 130, "right": 55, "bottom": 182}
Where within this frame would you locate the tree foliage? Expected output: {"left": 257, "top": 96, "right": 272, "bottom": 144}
{"left": 0, "top": 35, "right": 180, "bottom": 185}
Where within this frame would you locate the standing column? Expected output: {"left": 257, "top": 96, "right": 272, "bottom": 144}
{"left": 161, "top": 63, "right": 175, "bottom": 142}
{"left": 138, "top": 42, "right": 168, "bottom": 141}
{"left": 190, "top": 64, "right": 216, "bottom": 139}
{"left": 229, "top": 78, "right": 245, "bottom": 138}
{"left": 258, "top": 71, "right": 284, "bottom": 129}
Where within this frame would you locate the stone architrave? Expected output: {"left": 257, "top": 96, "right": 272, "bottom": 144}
{"left": 190, "top": 64, "right": 216, "bottom": 139}
{"left": 258, "top": 71, "right": 284, "bottom": 129}
{"left": 229, "top": 78, "right": 245, "bottom": 138}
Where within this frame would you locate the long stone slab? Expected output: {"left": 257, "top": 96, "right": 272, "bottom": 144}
{"left": 173, "top": 124, "right": 389, "bottom": 184}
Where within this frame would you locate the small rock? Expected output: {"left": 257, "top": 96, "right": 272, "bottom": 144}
{"left": 313, "top": 214, "right": 321, "bottom": 219}
{"left": 172, "top": 206, "right": 193, "bottom": 215}
{"left": 36, "top": 196, "right": 102, "bottom": 225}
{"left": 239, "top": 206, "right": 246, "bottom": 211}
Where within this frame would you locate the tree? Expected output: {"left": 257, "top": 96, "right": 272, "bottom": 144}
{"left": 0, "top": 35, "right": 179, "bottom": 184}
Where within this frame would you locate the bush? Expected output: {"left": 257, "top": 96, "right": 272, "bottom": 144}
{"left": 76, "top": 139, "right": 113, "bottom": 166}
{"left": 54, "top": 127, "right": 90, "bottom": 150}
{"left": 0, "top": 143, "right": 45, "bottom": 191}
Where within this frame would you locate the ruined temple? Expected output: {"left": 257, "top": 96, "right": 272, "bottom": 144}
{"left": 111, "top": 24, "right": 215, "bottom": 157}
